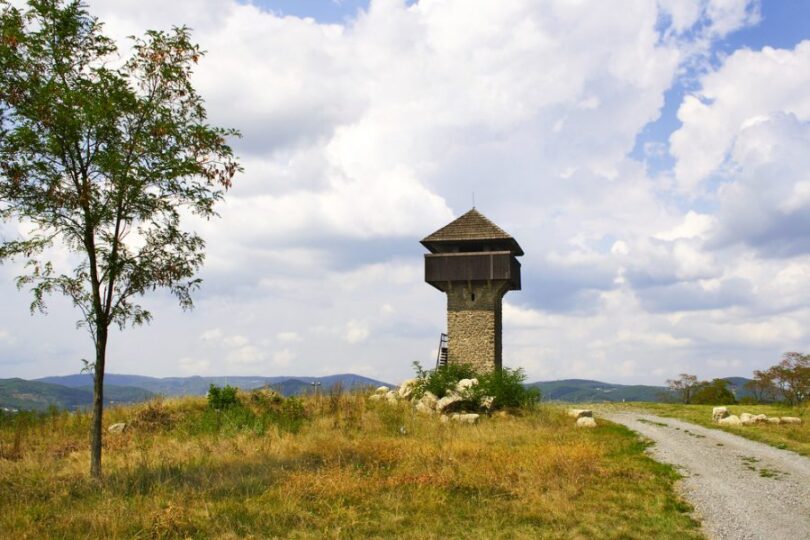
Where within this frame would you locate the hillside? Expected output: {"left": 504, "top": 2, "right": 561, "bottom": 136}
{"left": 11, "top": 373, "right": 756, "bottom": 409}
{"left": 530, "top": 379, "right": 671, "bottom": 402}
{"left": 0, "top": 379, "right": 154, "bottom": 411}
{"left": 530, "top": 377, "right": 754, "bottom": 403}
{"left": 36, "top": 373, "right": 391, "bottom": 397}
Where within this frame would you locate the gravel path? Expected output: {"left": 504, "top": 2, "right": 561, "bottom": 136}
{"left": 602, "top": 412, "right": 810, "bottom": 540}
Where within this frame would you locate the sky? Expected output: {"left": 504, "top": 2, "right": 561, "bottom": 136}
{"left": 2, "top": 0, "right": 810, "bottom": 385}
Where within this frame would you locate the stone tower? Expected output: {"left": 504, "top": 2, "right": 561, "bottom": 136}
{"left": 421, "top": 209, "right": 523, "bottom": 372}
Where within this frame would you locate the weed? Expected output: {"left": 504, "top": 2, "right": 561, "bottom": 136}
{"left": 131, "top": 398, "right": 174, "bottom": 431}
{"left": 758, "top": 468, "right": 786, "bottom": 479}
{"left": 638, "top": 418, "right": 668, "bottom": 427}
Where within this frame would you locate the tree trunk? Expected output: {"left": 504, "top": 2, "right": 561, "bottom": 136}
{"left": 90, "top": 328, "right": 107, "bottom": 479}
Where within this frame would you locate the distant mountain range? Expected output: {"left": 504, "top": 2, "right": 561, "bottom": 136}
{"left": 529, "top": 377, "right": 755, "bottom": 403}
{"left": 36, "top": 373, "right": 390, "bottom": 397}
{"left": 0, "top": 378, "right": 155, "bottom": 412}
{"left": 0, "top": 373, "right": 755, "bottom": 411}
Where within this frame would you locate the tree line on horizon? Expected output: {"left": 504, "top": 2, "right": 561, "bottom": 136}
{"left": 667, "top": 352, "right": 810, "bottom": 406}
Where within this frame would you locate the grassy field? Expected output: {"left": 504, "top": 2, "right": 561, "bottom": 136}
{"left": 596, "top": 402, "right": 809, "bottom": 456}
{"left": 0, "top": 393, "right": 702, "bottom": 539}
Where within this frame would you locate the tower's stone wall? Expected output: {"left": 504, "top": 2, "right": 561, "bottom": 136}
{"left": 446, "top": 281, "right": 509, "bottom": 372}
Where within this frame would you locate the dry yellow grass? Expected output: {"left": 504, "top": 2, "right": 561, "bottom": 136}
{"left": 0, "top": 394, "right": 702, "bottom": 539}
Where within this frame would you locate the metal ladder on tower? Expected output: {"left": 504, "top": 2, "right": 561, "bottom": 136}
{"left": 435, "top": 333, "right": 448, "bottom": 369}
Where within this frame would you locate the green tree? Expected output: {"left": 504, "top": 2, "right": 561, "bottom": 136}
{"left": 744, "top": 370, "right": 778, "bottom": 403}
{"left": 691, "top": 378, "right": 736, "bottom": 405}
{"left": 0, "top": 0, "right": 240, "bottom": 477}
{"left": 666, "top": 373, "right": 700, "bottom": 404}
{"left": 767, "top": 352, "right": 810, "bottom": 406}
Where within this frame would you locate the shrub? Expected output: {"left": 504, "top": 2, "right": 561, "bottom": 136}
{"left": 207, "top": 384, "right": 239, "bottom": 410}
{"left": 691, "top": 379, "right": 737, "bottom": 405}
{"left": 247, "top": 387, "right": 284, "bottom": 407}
{"left": 475, "top": 368, "right": 541, "bottom": 409}
{"left": 271, "top": 397, "right": 307, "bottom": 434}
{"left": 412, "top": 361, "right": 476, "bottom": 399}
{"left": 187, "top": 392, "right": 308, "bottom": 436}
{"left": 131, "top": 398, "right": 175, "bottom": 431}
{"left": 411, "top": 362, "right": 540, "bottom": 411}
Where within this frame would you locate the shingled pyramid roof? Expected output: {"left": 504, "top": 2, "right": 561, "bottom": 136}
{"left": 421, "top": 208, "right": 523, "bottom": 255}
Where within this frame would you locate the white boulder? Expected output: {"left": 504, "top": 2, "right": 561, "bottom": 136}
{"left": 740, "top": 413, "right": 756, "bottom": 425}
{"left": 415, "top": 402, "right": 434, "bottom": 415}
{"left": 568, "top": 409, "right": 593, "bottom": 419}
{"left": 480, "top": 396, "right": 495, "bottom": 411}
{"left": 712, "top": 407, "right": 729, "bottom": 422}
{"left": 385, "top": 390, "right": 399, "bottom": 404}
{"left": 576, "top": 417, "right": 597, "bottom": 428}
{"left": 781, "top": 417, "right": 803, "bottom": 425}
{"left": 375, "top": 386, "right": 389, "bottom": 395}
{"left": 753, "top": 414, "right": 768, "bottom": 423}
{"left": 418, "top": 391, "right": 438, "bottom": 410}
{"left": 455, "top": 378, "right": 479, "bottom": 393}
{"left": 398, "top": 379, "right": 419, "bottom": 399}
{"left": 108, "top": 422, "right": 127, "bottom": 434}
{"left": 719, "top": 415, "right": 742, "bottom": 426}
{"left": 451, "top": 413, "right": 480, "bottom": 425}
{"left": 436, "top": 393, "right": 462, "bottom": 412}
{"left": 368, "top": 393, "right": 383, "bottom": 402}
{"left": 767, "top": 417, "right": 782, "bottom": 424}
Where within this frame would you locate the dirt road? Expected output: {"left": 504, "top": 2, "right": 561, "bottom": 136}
{"left": 602, "top": 412, "right": 810, "bottom": 540}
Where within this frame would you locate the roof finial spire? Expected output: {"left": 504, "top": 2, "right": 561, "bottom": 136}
{"left": 472, "top": 191, "right": 475, "bottom": 209}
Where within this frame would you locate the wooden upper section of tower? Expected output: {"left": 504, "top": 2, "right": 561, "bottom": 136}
{"left": 422, "top": 209, "right": 523, "bottom": 292}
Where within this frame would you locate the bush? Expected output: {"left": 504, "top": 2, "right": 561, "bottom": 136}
{"left": 475, "top": 368, "right": 541, "bottom": 409}
{"left": 411, "top": 362, "right": 540, "bottom": 411}
{"left": 691, "top": 378, "right": 737, "bottom": 405}
{"left": 131, "top": 398, "right": 175, "bottom": 431}
{"left": 412, "top": 361, "right": 476, "bottom": 399}
{"left": 207, "top": 384, "right": 239, "bottom": 410}
{"left": 188, "top": 390, "right": 308, "bottom": 436}
{"left": 272, "top": 397, "right": 307, "bottom": 434}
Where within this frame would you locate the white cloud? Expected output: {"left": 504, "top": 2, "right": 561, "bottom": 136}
{"left": 276, "top": 331, "right": 302, "bottom": 343}
{"left": 273, "top": 348, "right": 295, "bottom": 367}
{"left": 344, "top": 319, "right": 370, "bottom": 344}
{"left": 227, "top": 344, "right": 265, "bottom": 366}
{"left": 200, "top": 328, "right": 224, "bottom": 342}
{"left": 179, "top": 356, "right": 211, "bottom": 374}
{"left": 223, "top": 335, "right": 250, "bottom": 348}
{"left": 709, "top": 113, "right": 810, "bottom": 256}
{"left": 3, "top": 0, "right": 804, "bottom": 386}
{"left": 671, "top": 40, "right": 810, "bottom": 192}
{"left": 655, "top": 211, "right": 715, "bottom": 241}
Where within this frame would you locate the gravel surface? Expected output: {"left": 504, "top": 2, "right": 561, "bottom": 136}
{"left": 602, "top": 412, "right": 810, "bottom": 540}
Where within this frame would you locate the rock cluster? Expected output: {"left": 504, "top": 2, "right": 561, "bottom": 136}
{"left": 712, "top": 407, "right": 803, "bottom": 426}
{"left": 368, "top": 385, "right": 400, "bottom": 405}
{"left": 568, "top": 408, "right": 596, "bottom": 428}
{"left": 369, "top": 377, "right": 494, "bottom": 425}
